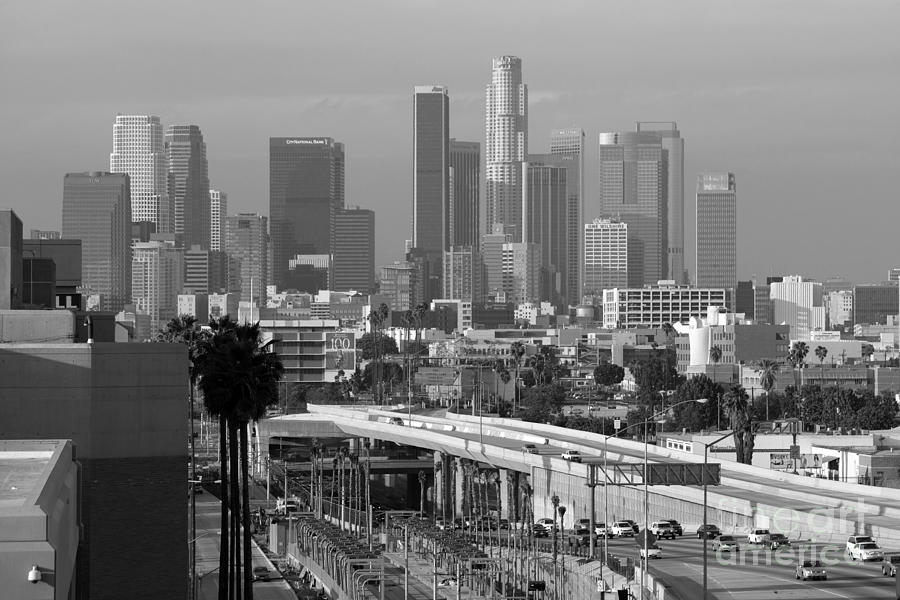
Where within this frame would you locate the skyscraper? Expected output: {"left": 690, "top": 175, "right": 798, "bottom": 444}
{"left": 637, "top": 122, "right": 684, "bottom": 283}
{"left": 583, "top": 218, "right": 628, "bottom": 298}
{"left": 132, "top": 240, "right": 183, "bottom": 333}
{"left": 695, "top": 172, "right": 737, "bottom": 291}
{"left": 449, "top": 140, "right": 480, "bottom": 247}
{"left": 485, "top": 56, "right": 528, "bottom": 241}
{"left": 501, "top": 242, "right": 540, "bottom": 304}
{"left": 269, "top": 137, "right": 344, "bottom": 287}
{"left": 380, "top": 261, "right": 419, "bottom": 311}
{"left": 598, "top": 130, "right": 668, "bottom": 285}
{"left": 522, "top": 159, "right": 568, "bottom": 306}
{"left": 225, "top": 213, "right": 268, "bottom": 307}
{"left": 480, "top": 224, "right": 513, "bottom": 302}
{"left": 62, "top": 172, "right": 132, "bottom": 311}
{"left": 413, "top": 86, "right": 450, "bottom": 253}
{"left": 165, "top": 125, "right": 210, "bottom": 248}
{"left": 110, "top": 115, "right": 170, "bottom": 232}
{"left": 550, "top": 129, "right": 585, "bottom": 305}
{"left": 443, "top": 246, "right": 480, "bottom": 304}
{"left": 333, "top": 208, "right": 375, "bottom": 292}
{"left": 209, "top": 189, "right": 227, "bottom": 252}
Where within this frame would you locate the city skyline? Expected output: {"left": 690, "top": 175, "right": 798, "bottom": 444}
{"left": 2, "top": 2, "right": 898, "bottom": 284}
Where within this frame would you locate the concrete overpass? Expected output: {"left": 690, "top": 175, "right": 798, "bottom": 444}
{"left": 257, "top": 405, "right": 900, "bottom": 548}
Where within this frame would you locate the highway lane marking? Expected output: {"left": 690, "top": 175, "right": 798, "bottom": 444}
{"left": 679, "top": 563, "right": 736, "bottom": 600}
{"left": 681, "top": 562, "right": 854, "bottom": 600}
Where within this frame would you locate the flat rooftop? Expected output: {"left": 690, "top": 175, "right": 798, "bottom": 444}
{"left": 0, "top": 442, "right": 63, "bottom": 509}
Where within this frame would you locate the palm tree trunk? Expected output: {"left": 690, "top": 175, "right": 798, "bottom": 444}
{"left": 218, "top": 415, "right": 229, "bottom": 600}
{"left": 229, "top": 421, "right": 242, "bottom": 600}
{"left": 240, "top": 423, "right": 253, "bottom": 600}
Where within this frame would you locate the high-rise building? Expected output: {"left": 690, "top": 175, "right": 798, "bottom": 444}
{"left": 183, "top": 245, "right": 210, "bottom": 294}
{"left": 209, "top": 190, "right": 227, "bottom": 252}
{"left": 598, "top": 129, "right": 668, "bottom": 285}
{"left": 132, "top": 240, "right": 183, "bottom": 333}
{"left": 695, "top": 172, "right": 737, "bottom": 291}
{"left": 853, "top": 283, "right": 899, "bottom": 326}
{"left": 754, "top": 282, "right": 772, "bottom": 325}
{"left": 637, "top": 122, "right": 684, "bottom": 283}
{"left": 413, "top": 85, "right": 450, "bottom": 254}
{"left": 443, "top": 246, "right": 480, "bottom": 304}
{"left": 826, "top": 290, "right": 853, "bottom": 328}
{"left": 333, "top": 208, "right": 375, "bottom": 292}
{"left": 583, "top": 218, "right": 628, "bottom": 298}
{"left": 502, "top": 242, "right": 540, "bottom": 304}
{"left": 485, "top": 56, "right": 528, "bottom": 241}
{"left": 549, "top": 129, "right": 585, "bottom": 306}
{"left": 522, "top": 159, "right": 568, "bottom": 306}
{"left": 225, "top": 213, "right": 268, "bottom": 307}
{"left": 889, "top": 268, "right": 900, "bottom": 283}
{"left": 269, "top": 137, "right": 344, "bottom": 287}
{"left": 62, "top": 172, "right": 132, "bottom": 311}
{"left": 380, "top": 261, "right": 419, "bottom": 311}
{"left": 165, "top": 125, "right": 209, "bottom": 248}
{"left": 449, "top": 140, "right": 480, "bottom": 247}
{"left": 736, "top": 280, "right": 755, "bottom": 319}
{"left": 480, "top": 224, "right": 513, "bottom": 302}
{"left": 110, "top": 115, "right": 169, "bottom": 232}
{"left": 770, "top": 276, "right": 825, "bottom": 337}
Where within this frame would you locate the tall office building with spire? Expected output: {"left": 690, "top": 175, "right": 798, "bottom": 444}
{"left": 110, "top": 115, "right": 170, "bottom": 232}
{"left": 485, "top": 56, "right": 528, "bottom": 241}
{"left": 165, "top": 125, "right": 210, "bottom": 249}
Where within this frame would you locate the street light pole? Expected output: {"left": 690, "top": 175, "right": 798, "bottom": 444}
{"left": 702, "top": 430, "right": 732, "bottom": 600}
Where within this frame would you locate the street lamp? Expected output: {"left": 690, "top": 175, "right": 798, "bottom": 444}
{"left": 702, "top": 430, "right": 732, "bottom": 600}
{"left": 600, "top": 397, "right": 708, "bottom": 600}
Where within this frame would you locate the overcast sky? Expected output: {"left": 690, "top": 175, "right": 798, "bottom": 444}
{"left": 2, "top": 1, "right": 898, "bottom": 284}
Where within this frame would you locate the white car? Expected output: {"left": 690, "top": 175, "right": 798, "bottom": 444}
{"left": 611, "top": 521, "right": 635, "bottom": 537}
{"left": 796, "top": 560, "right": 827, "bottom": 581}
{"left": 649, "top": 521, "right": 676, "bottom": 540}
{"left": 535, "top": 518, "right": 555, "bottom": 532}
{"left": 561, "top": 450, "right": 582, "bottom": 462}
{"left": 640, "top": 543, "right": 662, "bottom": 559}
{"left": 437, "top": 577, "right": 458, "bottom": 588}
{"left": 849, "top": 542, "right": 884, "bottom": 562}
{"left": 594, "top": 523, "right": 610, "bottom": 537}
{"left": 747, "top": 528, "right": 771, "bottom": 544}
{"left": 846, "top": 535, "right": 875, "bottom": 553}
{"left": 713, "top": 535, "right": 740, "bottom": 552}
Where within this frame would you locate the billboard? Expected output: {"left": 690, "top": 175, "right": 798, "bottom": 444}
{"left": 325, "top": 332, "right": 356, "bottom": 371}
{"left": 415, "top": 367, "right": 458, "bottom": 386}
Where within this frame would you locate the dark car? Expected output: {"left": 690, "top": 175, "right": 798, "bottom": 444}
{"left": 664, "top": 519, "right": 683, "bottom": 536}
{"left": 532, "top": 525, "right": 549, "bottom": 538}
{"left": 769, "top": 533, "right": 791, "bottom": 550}
{"left": 882, "top": 554, "right": 900, "bottom": 577}
{"left": 697, "top": 524, "right": 721, "bottom": 539}
{"left": 253, "top": 567, "right": 272, "bottom": 582}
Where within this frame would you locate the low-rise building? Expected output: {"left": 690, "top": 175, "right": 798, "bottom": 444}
{"left": 603, "top": 282, "right": 727, "bottom": 329}
{"left": 259, "top": 320, "right": 356, "bottom": 392}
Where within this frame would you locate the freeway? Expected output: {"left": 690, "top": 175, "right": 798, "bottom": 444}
{"left": 599, "top": 534, "right": 898, "bottom": 599}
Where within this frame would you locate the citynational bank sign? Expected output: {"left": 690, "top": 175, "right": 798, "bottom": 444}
{"left": 284, "top": 138, "right": 328, "bottom": 145}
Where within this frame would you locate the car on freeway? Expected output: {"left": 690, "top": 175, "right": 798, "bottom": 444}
{"left": 499, "top": 518, "right": 510, "bottom": 530}
{"left": 639, "top": 542, "right": 662, "bottom": 559}
{"left": 882, "top": 554, "right": 900, "bottom": 577}
{"left": 849, "top": 542, "right": 884, "bottom": 562}
{"left": 846, "top": 535, "right": 875, "bottom": 553}
{"left": 649, "top": 521, "right": 676, "bottom": 540}
{"left": 252, "top": 567, "right": 272, "bottom": 582}
{"left": 532, "top": 524, "right": 549, "bottom": 538}
{"left": 768, "top": 533, "right": 791, "bottom": 550}
{"left": 570, "top": 408, "right": 584, "bottom": 416}
{"left": 536, "top": 517, "right": 555, "bottom": 531}
{"left": 697, "top": 524, "right": 721, "bottom": 539}
{"left": 747, "top": 528, "right": 771, "bottom": 544}
{"left": 623, "top": 519, "right": 640, "bottom": 534}
{"left": 611, "top": 521, "right": 635, "bottom": 537}
{"left": 437, "top": 577, "right": 458, "bottom": 588}
{"left": 577, "top": 518, "right": 591, "bottom": 529}
{"left": 795, "top": 560, "right": 827, "bottom": 581}
{"left": 389, "top": 417, "right": 404, "bottom": 426}
{"left": 594, "top": 523, "right": 610, "bottom": 537}
{"left": 663, "top": 520, "right": 683, "bottom": 536}
{"left": 713, "top": 535, "right": 740, "bottom": 552}
{"left": 561, "top": 450, "right": 582, "bottom": 462}
{"left": 522, "top": 444, "right": 538, "bottom": 453}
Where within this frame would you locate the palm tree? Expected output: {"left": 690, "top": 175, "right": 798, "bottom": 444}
{"left": 196, "top": 317, "right": 284, "bottom": 600}
{"left": 418, "top": 469, "right": 428, "bottom": 517}
{"left": 520, "top": 481, "right": 534, "bottom": 581}
{"left": 709, "top": 345, "right": 723, "bottom": 364}
{"left": 557, "top": 505, "right": 567, "bottom": 556}
{"left": 756, "top": 359, "right": 780, "bottom": 421}
{"left": 510, "top": 341, "right": 526, "bottom": 413}
{"left": 722, "top": 384, "right": 754, "bottom": 465}
{"left": 550, "top": 493, "right": 560, "bottom": 563}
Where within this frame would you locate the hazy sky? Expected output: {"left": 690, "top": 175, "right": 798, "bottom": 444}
{"left": 2, "top": 1, "right": 898, "bottom": 284}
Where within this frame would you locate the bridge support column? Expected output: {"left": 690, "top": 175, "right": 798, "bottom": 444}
{"left": 434, "top": 453, "right": 446, "bottom": 518}
{"left": 499, "top": 468, "right": 511, "bottom": 520}
{"left": 454, "top": 458, "right": 466, "bottom": 518}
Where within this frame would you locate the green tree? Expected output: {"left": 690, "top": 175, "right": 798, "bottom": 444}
{"left": 594, "top": 363, "right": 625, "bottom": 387}
{"left": 815, "top": 346, "right": 828, "bottom": 365}
{"left": 855, "top": 392, "right": 899, "bottom": 429}
{"left": 788, "top": 341, "right": 809, "bottom": 368}
{"left": 519, "top": 384, "right": 566, "bottom": 423}
{"left": 196, "top": 317, "right": 285, "bottom": 600}
{"left": 755, "top": 359, "right": 781, "bottom": 420}
{"left": 669, "top": 375, "right": 722, "bottom": 431}
{"left": 722, "top": 384, "right": 754, "bottom": 464}
{"left": 630, "top": 355, "right": 680, "bottom": 395}
{"left": 510, "top": 341, "right": 526, "bottom": 411}
{"left": 861, "top": 343, "right": 875, "bottom": 362}
{"left": 709, "top": 345, "right": 723, "bottom": 364}
{"left": 357, "top": 331, "right": 399, "bottom": 360}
